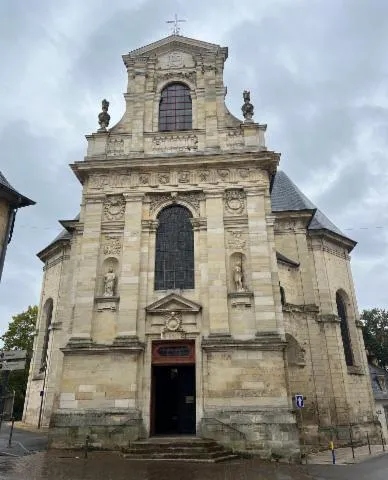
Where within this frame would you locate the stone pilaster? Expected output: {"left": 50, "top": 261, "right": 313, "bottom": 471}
{"left": 246, "top": 187, "right": 278, "bottom": 334}
{"left": 205, "top": 190, "right": 230, "bottom": 335}
{"left": 115, "top": 193, "right": 144, "bottom": 341}
{"left": 294, "top": 229, "right": 316, "bottom": 305}
{"left": 69, "top": 195, "right": 104, "bottom": 344}
{"left": 310, "top": 238, "right": 333, "bottom": 314}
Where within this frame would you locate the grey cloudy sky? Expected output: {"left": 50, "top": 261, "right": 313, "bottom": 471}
{"left": 1, "top": 0, "right": 388, "bottom": 333}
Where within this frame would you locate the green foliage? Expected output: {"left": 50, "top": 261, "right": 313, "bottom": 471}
{"left": 361, "top": 308, "right": 388, "bottom": 368}
{"left": 0, "top": 305, "right": 38, "bottom": 419}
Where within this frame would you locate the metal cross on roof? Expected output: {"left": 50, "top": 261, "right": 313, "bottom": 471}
{"left": 166, "top": 14, "right": 186, "bottom": 35}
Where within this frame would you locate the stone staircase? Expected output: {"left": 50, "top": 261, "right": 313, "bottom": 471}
{"left": 122, "top": 436, "right": 238, "bottom": 462}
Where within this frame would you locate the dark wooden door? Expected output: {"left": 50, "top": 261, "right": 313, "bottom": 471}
{"left": 152, "top": 365, "right": 196, "bottom": 435}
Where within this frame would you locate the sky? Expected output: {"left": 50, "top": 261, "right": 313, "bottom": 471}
{"left": 0, "top": 0, "right": 388, "bottom": 333}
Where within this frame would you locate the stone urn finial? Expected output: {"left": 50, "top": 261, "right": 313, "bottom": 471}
{"left": 241, "top": 90, "right": 254, "bottom": 123}
{"left": 98, "top": 99, "right": 111, "bottom": 132}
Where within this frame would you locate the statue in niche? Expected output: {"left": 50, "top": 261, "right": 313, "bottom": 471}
{"left": 103, "top": 267, "right": 116, "bottom": 297}
{"left": 233, "top": 264, "right": 245, "bottom": 292}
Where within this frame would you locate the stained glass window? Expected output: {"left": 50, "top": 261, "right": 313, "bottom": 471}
{"left": 159, "top": 83, "right": 192, "bottom": 131}
{"left": 155, "top": 205, "right": 194, "bottom": 290}
{"left": 336, "top": 292, "right": 354, "bottom": 366}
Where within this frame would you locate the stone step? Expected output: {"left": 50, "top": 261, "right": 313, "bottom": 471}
{"left": 122, "top": 437, "right": 238, "bottom": 463}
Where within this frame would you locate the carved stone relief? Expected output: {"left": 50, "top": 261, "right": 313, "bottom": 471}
{"left": 227, "top": 231, "right": 247, "bottom": 250}
{"left": 107, "top": 137, "right": 124, "bottom": 157}
{"left": 161, "top": 311, "right": 185, "bottom": 339}
{"left": 238, "top": 168, "right": 250, "bottom": 179}
{"left": 152, "top": 134, "right": 198, "bottom": 153}
{"left": 158, "top": 173, "right": 170, "bottom": 185}
{"left": 89, "top": 174, "right": 130, "bottom": 190}
{"left": 104, "top": 195, "right": 125, "bottom": 221}
{"left": 103, "top": 236, "right": 121, "bottom": 256}
{"left": 139, "top": 173, "right": 150, "bottom": 185}
{"left": 156, "top": 71, "right": 196, "bottom": 87}
{"left": 149, "top": 191, "right": 202, "bottom": 214}
{"left": 224, "top": 189, "right": 246, "bottom": 215}
{"left": 178, "top": 171, "right": 190, "bottom": 183}
{"left": 218, "top": 169, "right": 230, "bottom": 181}
{"left": 198, "top": 170, "right": 210, "bottom": 182}
{"left": 225, "top": 130, "right": 244, "bottom": 149}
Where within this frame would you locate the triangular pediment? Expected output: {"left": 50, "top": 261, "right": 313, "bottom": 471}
{"left": 146, "top": 293, "right": 202, "bottom": 313}
{"left": 124, "top": 34, "right": 228, "bottom": 61}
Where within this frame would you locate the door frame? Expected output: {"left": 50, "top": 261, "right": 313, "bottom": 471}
{"left": 150, "top": 340, "right": 195, "bottom": 435}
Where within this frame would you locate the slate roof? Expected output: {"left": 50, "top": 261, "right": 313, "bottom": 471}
{"left": 369, "top": 364, "right": 388, "bottom": 401}
{"left": 271, "top": 171, "right": 351, "bottom": 241}
{"left": 0, "top": 171, "right": 35, "bottom": 207}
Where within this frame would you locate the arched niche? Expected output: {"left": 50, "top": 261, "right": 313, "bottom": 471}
{"left": 100, "top": 257, "right": 119, "bottom": 297}
{"left": 229, "top": 252, "right": 249, "bottom": 292}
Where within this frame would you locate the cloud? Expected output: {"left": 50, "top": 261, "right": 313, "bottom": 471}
{"left": 0, "top": 0, "right": 387, "bottom": 335}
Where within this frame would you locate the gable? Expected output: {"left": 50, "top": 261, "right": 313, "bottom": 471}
{"left": 146, "top": 293, "right": 202, "bottom": 313}
{"left": 126, "top": 34, "right": 227, "bottom": 58}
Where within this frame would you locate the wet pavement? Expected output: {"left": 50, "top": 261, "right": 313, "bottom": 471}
{"left": 0, "top": 451, "right": 388, "bottom": 480}
{"left": 0, "top": 423, "right": 387, "bottom": 480}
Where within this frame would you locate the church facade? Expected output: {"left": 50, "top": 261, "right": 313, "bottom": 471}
{"left": 23, "top": 34, "right": 377, "bottom": 459}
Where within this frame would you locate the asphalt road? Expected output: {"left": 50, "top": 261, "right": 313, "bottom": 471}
{"left": 0, "top": 424, "right": 387, "bottom": 480}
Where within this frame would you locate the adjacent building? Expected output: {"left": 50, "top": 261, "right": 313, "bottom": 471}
{"left": 23, "top": 34, "right": 377, "bottom": 459}
{"left": 0, "top": 172, "right": 35, "bottom": 281}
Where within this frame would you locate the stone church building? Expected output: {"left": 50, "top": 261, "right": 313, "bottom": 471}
{"left": 23, "top": 34, "right": 377, "bottom": 459}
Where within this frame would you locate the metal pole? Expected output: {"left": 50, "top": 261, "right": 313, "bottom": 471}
{"left": 329, "top": 440, "right": 336, "bottom": 464}
{"left": 84, "top": 435, "right": 90, "bottom": 459}
{"left": 37, "top": 386, "right": 45, "bottom": 429}
{"left": 0, "top": 371, "right": 10, "bottom": 431}
{"left": 349, "top": 426, "right": 355, "bottom": 460}
{"left": 8, "top": 417, "right": 15, "bottom": 447}
{"left": 367, "top": 432, "right": 371, "bottom": 455}
{"left": 300, "top": 408, "right": 307, "bottom": 464}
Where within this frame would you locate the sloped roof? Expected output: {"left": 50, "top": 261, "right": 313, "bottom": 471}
{"left": 0, "top": 171, "right": 35, "bottom": 207}
{"left": 271, "top": 170, "right": 351, "bottom": 241}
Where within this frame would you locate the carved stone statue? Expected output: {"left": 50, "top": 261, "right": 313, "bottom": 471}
{"left": 103, "top": 267, "right": 116, "bottom": 297}
{"left": 98, "top": 99, "right": 111, "bottom": 132}
{"left": 241, "top": 90, "right": 254, "bottom": 123}
{"left": 233, "top": 264, "right": 244, "bottom": 292}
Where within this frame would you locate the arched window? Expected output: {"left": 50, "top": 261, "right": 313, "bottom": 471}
{"left": 280, "top": 285, "right": 286, "bottom": 306}
{"left": 159, "top": 83, "right": 192, "bottom": 131}
{"left": 40, "top": 298, "right": 53, "bottom": 373}
{"left": 155, "top": 205, "right": 194, "bottom": 290}
{"left": 336, "top": 291, "right": 354, "bottom": 366}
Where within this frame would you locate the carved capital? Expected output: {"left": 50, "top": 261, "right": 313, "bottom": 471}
{"left": 142, "top": 220, "right": 159, "bottom": 232}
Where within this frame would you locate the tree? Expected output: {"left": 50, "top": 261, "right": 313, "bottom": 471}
{"left": 0, "top": 305, "right": 38, "bottom": 419}
{"left": 361, "top": 308, "right": 388, "bottom": 369}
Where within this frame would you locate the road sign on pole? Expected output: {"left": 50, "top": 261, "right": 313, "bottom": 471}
{"left": 295, "top": 394, "right": 304, "bottom": 408}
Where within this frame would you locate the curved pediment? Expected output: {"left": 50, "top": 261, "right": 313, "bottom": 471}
{"left": 145, "top": 293, "right": 202, "bottom": 313}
